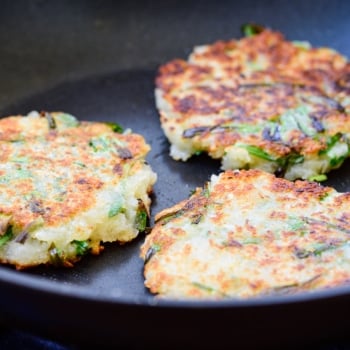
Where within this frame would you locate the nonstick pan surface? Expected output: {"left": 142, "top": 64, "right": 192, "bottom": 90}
{"left": 1, "top": 1, "right": 350, "bottom": 349}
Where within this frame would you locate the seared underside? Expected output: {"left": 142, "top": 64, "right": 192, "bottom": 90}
{"left": 156, "top": 29, "right": 350, "bottom": 180}
{"left": 141, "top": 169, "right": 350, "bottom": 299}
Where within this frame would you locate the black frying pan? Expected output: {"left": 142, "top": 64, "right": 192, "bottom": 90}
{"left": 1, "top": 1, "right": 350, "bottom": 348}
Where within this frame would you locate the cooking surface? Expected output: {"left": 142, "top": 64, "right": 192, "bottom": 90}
{"left": 1, "top": 0, "right": 350, "bottom": 348}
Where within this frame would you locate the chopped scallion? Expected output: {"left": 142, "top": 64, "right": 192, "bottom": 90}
{"left": 0, "top": 226, "right": 13, "bottom": 248}
{"left": 308, "top": 174, "right": 327, "bottom": 182}
{"left": 104, "top": 122, "right": 123, "bottom": 133}
{"left": 72, "top": 240, "right": 90, "bottom": 256}
{"left": 108, "top": 198, "right": 125, "bottom": 217}
{"left": 240, "top": 145, "right": 276, "bottom": 162}
{"left": 241, "top": 23, "right": 265, "bottom": 37}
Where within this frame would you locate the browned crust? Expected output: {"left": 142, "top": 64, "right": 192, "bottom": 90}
{"left": 0, "top": 114, "right": 150, "bottom": 229}
{"left": 156, "top": 29, "right": 350, "bottom": 160}
{"left": 141, "top": 169, "right": 350, "bottom": 298}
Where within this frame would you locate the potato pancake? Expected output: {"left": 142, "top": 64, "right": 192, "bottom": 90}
{"left": 141, "top": 169, "right": 350, "bottom": 299}
{"left": 155, "top": 26, "right": 350, "bottom": 180}
{"left": 0, "top": 111, "right": 156, "bottom": 269}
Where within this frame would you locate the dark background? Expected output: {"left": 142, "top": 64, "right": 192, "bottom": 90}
{"left": 0, "top": 1, "right": 350, "bottom": 349}
{"left": 1, "top": 0, "right": 349, "bottom": 109}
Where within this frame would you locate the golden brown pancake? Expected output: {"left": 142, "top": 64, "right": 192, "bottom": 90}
{"left": 0, "top": 111, "right": 156, "bottom": 269}
{"left": 141, "top": 169, "right": 350, "bottom": 299}
{"left": 155, "top": 27, "right": 350, "bottom": 180}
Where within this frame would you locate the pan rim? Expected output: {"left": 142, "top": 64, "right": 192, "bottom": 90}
{"left": 1, "top": 265, "right": 350, "bottom": 309}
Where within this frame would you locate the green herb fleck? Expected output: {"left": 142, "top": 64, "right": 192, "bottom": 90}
{"left": 192, "top": 282, "right": 228, "bottom": 297}
{"left": 280, "top": 106, "right": 317, "bottom": 137}
{"left": 10, "top": 156, "right": 29, "bottom": 163}
{"left": 234, "top": 123, "right": 262, "bottom": 134}
{"left": 313, "top": 243, "right": 336, "bottom": 256}
{"left": 287, "top": 216, "right": 306, "bottom": 231}
{"left": 330, "top": 156, "right": 347, "bottom": 167}
{"left": 276, "top": 152, "right": 305, "bottom": 170}
{"left": 104, "top": 122, "right": 123, "bottom": 133}
{"left": 308, "top": 174, "right": 328, "bottom": 182}
{"left": 319, "top": 133, "right": 343, "bottom": 155}
{"left": 240, "top": 145, "right": 276, "bottom": 162}
{"left": 152, "top": 243, "right": 161, "bottom": 252}
{"left": 108, "top": 198, "right": 125, "bottom": 218}
{"left": 292, "top": 40, "right": 311, "bottom": 49}
{"left": 201, "top": 187, "right": 210, "bottom": 198}
{"left": 183, "top": 122, "right": 262, "bottom": 139}
{"left": 15, "top": 168, "right": 32, "bottom": 179}
{"left": 189, "top": 189, "right": 197, "bottom": 197}
{"left": 284, "top": 153, "right": 305, "bottom": 166}
{"left": 0, "top": 226, "right": 13, "bottom": 248}
{"left": 319, "top": 192, "right": 330, "bottom": 201}
{"left": 319, "top": 134, "right": 349, "bottom": 168}
{"left": 242, "top": 237, "right": 262, "bottom": 245}
{"left": 135, "top": 210, "right": 147, "bottom": 231}
{"left": 192, "top": 282, "right": 215, "bottom": 293}
{"left": 89, "top": 136, "right": 110, "bottom": 152}
{"left": 294, "top": 243, "right": 339, "bottom": 259}
{"left": 56, "top": 113, "right": 80, "bottom": 128}
{"left": 135, "top": 200, "right": 148, "bottom": 232}
{"left": 241, "top": 23, "right": 265, "bottom": 37}
{"left": 72, "top": 240, "right": 90, "bottom": 256}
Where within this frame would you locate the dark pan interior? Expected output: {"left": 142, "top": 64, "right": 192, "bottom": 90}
{"left": 1, "top": 1, "right": 350, "bottom": 348}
